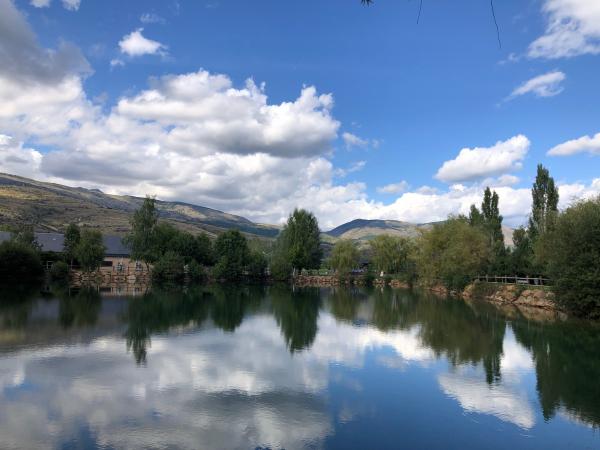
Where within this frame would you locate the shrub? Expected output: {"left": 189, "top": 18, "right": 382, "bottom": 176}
{"left": 50, "top": 261, "right": 70, "bottom": 281}
{"left": 186, "top": 259, "right": 206, "bottom": 282}
{"left": 247, "top": 251, "right": 268, "bottom": 280}
{"left": 0, "top": 241, "right": 43, "bottom": 280}
{"left": 152, "top": 251, "right": 185, "bottom": 283}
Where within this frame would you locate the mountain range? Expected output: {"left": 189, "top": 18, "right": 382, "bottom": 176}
{"left": 0, "top": 173, "right": 513, "bottom": 245}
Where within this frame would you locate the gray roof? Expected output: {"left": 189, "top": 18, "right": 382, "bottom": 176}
{"left": 0, "top": 231, "right": 11, "bottom": 244}
{"left": 35, "top": 233, "right": 65, "bottom": 253}
{"left": 0, "top": 231, "right": 130, "bottom": 256}
{"left": 102, "top": 235, "right": 130, "bottom": 256}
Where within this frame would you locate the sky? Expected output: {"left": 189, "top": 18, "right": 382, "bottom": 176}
{"left": 0, "top": 0, "right": 599, "bottom": 229}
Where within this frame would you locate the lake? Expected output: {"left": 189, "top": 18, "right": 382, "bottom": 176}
{"left": 0, "top": 283, "right": 599, "bottom": 450}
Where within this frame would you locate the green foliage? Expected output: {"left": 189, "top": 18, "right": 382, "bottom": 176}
{"left": 370, "top": 235, "right": 414, "bottom": 276}
{"left": 74, "top": 229, "right": 105, "bottom": 272}
{"left": 124, "top": 196, "right": 159, "bottom": 265}
{"left": 415, "top": 217, "right": 490, "bottom": 290}
{"left": 544, "top": 197, "right": 600, "bottom": 318}
{"left": 0, "top": 241, "right": 43, "bottom": 280}
{"left": 186, "top": 259, "right": 206, "bottom": 282}
{"left": 509, "top": 226, "right": 533, "bottom": 275}
{"left": 64, "top": 223, "right": 80, "bottom": 263}
{"left": 12, "top": 226, "right": 41, "bottom": 251}
{"left": 193, "top": 233, "right": 215, "bottom": 265}
{"left": 246, "top": 250, "right": 268, "bottom": 280}
{"left": 481, "top": 187, "right": 504, "bottom": 246}
{"left": 468, "top": 204, "right": 484, "bottom": 227}
{"left": 50, "top": 261, "right": 70, "bottom": 281}
{"left": 213, "top": 230, "right": 251, "bottom": 281}
{"left": 329, "top": 240, "right": 360, "bottom": 274}
{"left": 469, "top": 187, "right": 506, "bottom": 273}
{"left": 270, "top": 235, "right": 293, "bottom": 280}
{"left": 152, "top": 251, "right": 186, "bottom": 283}
{"left": 275, "top": 209, "right": 322, "bottom": 272}
{"left": 529, "top": 164, "right": 559, "bottom": 242}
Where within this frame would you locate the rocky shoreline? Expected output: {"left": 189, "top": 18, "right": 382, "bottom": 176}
{"left": 293, "top": 275, "right": 560, "bottom": 313}
{"left": 462, "top": 282, "right": 557, "bottom": 310}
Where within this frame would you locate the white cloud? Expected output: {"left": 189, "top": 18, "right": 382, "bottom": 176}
{"left": 29, "top": 0, "right": 81, "bottom": 10}
{"left": 548, "top": 131, "right": 600, "bottom": 156}
{"left": 30, "top": 0, "right": 50, "bottom": 7}
{"left": 61, "top": 0, "right": 80, "bottom": 11}
{"left": 529, "top": 0, "right": 600, "bottom": 58}
{"left": 140, "top": 12, "right": 166, "bottom": 24}
{"left": 377, "top": 181, "right": 409, "bottom": 195}
{"left": 119, "top": 28, "right": 167, "bottom": 57}
{"left": 342, "top": 132, "right": 379, "bottom": 150}
{"left": 342, "top": 132, "right": 368, "bottom": 148}
{"left": 0, "top": 134, "right": 42, "bottom": 178}
{"left": 110, "top": 58, "right": 125, "bottom": 68}
{"left": 335, "top": 160, "right": 366, "bottom": 178}
{"left": 435, "top": 135, "right": 530, "bottom": 183}
{"left": 438, "top": 371, "right": 535, "bottom": 429}
{"left": 508, "top": 71, "right": 566, "bottom": 99}
{"left": 1, "top": 2, "right": 599, "bottom": 231}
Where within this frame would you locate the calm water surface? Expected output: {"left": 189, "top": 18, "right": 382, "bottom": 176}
{"left": 0, "top": 284, "right": 599, "bottom": 450}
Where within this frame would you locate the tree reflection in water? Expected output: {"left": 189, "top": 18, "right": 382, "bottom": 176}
{"left": 512, "top": 318, "right": 600, "bottom": 427}
{"left": 271, "top": 284, "right": 321, "bottom": 353}
{"left": 0, "top": 283, "right": 598, "bottom": 429}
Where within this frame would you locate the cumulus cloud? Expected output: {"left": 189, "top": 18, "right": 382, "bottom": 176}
{"left": 1, "top": 2, "right": 599, "bottom": 230}
{"left": 119, "top": 28, "right": 167, "bottom": 57}
{"left": 435, "top": 135, "right": 530, "bottom": 183}
{"left": 377, "top": 181, "right": 409, "bottom": 195}
{"left": 0, "top": 0, "right": 90, "bottom": 84}
{"left": 529, "top": 0, "right": 600, "bottom": 58}
{"left": 0, "top": 134, "right": 42, "bottom": 178}
{"left": 508, "top": 71, "right": 566, "bottom": 100}
{"left": 548, "top": 131, "right": 600, "bottom": 156}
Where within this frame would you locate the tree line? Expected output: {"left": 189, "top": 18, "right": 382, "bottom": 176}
{"left": 321, "top": 164, "right": 600, "bottom": 318}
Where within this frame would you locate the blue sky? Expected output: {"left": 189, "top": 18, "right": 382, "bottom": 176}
{"left": 0, "top": 0, "right": 599, "bottom": 228}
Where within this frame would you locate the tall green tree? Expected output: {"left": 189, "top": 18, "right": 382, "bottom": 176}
{"left": 64, "top": 223, "right": 80, "bottom": 265}
{"left": 329, "top": 240, "right": 360, "bottom": 275}
{"left": 544, "top": 197, "right": 600, "bottom": 318}
{"left": 481, "top": 187, "right": 504, "bottom": 247}
{"left": 124, "top": 196, "right": 159, "bottom": 267}
{"left": 213, "top": 230, "right": 251, "bottom": 281}
{"left": 272, "top": 209, "right": 322, "bottom": 273}
{"left": 74, "top": 229, "right": 105, "bottom": 273}
{"left": 468, "top": 204, "right": 484, "bottom": 227}
{"left": 529, "top": 164, "right": 559, "bottom": 241}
